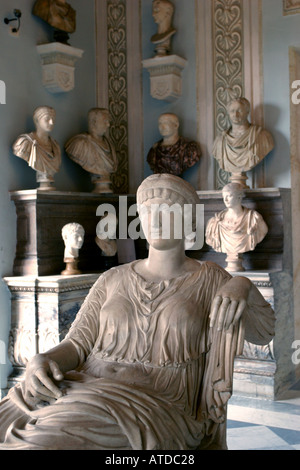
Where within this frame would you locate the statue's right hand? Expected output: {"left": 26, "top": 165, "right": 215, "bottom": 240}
{"left": 24, "top": 354, "right": 64, "bottom": 403}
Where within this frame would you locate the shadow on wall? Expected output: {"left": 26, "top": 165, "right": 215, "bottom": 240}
{"left": 260, "top": 104, "right": 291, "bottom": 186}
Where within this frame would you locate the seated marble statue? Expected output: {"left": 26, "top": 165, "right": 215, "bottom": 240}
{"left": 212, "top": 98, "right": 274, "bottom": 186}
{"left": 61, "top": 222, "right": 85, "bottom": 275}
{"left": 65, "top": 108, "right": 118, "bottom": 194}
{"left": 12, "top": 106, "right": 61, "bottom": 190}
{"left": 0, "top": 174, "right": 275, "bottom": 450}
{"left": 206, "top": 183, "right": 268, "bottom": 271}
{"left": 32, "top": 0, "right": 76, "bottom": 36}
{"left": 147, "top": 113, "right": 201, "bottom": 176}
{"left": 151, "top": 0, "right": 176, "bottom": 56}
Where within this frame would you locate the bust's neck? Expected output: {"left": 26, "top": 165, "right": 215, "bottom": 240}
{"left": 162, "top": 134, "right": 179, "bottom": 146}
{"left": 230, "top": 122, "right": 250, "bottom": 137}
{"left": 64, "top": 246, "right": 78, "bottom": 259}
{"left": 35, "top": 129, "right": 50, "bottom": 145}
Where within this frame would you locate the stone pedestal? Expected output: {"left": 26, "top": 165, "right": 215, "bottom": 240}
{"left": 231, "top": 271, "right": 276, "bottom": 399}
{"left": 37, "top": 42, "right": 84, "bottom": 93}
{"left": 2, "top": 274, "right": 99, "bottom": 391}
{"left": 142, "top": 55, "right": 187, "bottom": 102}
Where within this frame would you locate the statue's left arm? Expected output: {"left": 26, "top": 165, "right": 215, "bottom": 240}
{"left": 210, "top": 275, "right": 275, "bottom": 346}
{"left": 199, "top": 273, "right": 275, "bottom": 438}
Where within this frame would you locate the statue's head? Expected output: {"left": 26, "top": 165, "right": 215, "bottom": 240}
{"left": 222, "top": 183, "right": 245, "bottom": 208}
{"left": 158, "top": 113, "right": 179, "bottom": 138}
{"left": 33, "top": 106, "right": 56, "bottom": 133}
{"left": 152, "top": 0, "right": 174, "bottom": 25}
{"left": 137, "top": 173, "right": 201, "bottom": 250}
{"left": 62, "top": 223, "right": 85, "bottom": 249}
{"left": 88, "top": 108, "right": 110, "bottom": 136}
{"left": 226, "top": 97, "right": 250, "bottom": 125}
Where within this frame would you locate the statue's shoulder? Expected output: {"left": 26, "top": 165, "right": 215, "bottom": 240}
{"left": 201, "top": 260, "right": 231, "bottom": 279}
{"left": 13, "top": 133, "right": 35, "bottom": 155}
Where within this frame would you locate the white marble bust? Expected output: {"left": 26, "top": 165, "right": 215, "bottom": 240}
{"left": 151, "top": 0, "right": 176, "bottom": 56}
{"left": 12, "top": 106, "right": 61, "bottom": 190}
{"left": 205, "top": 183, "right": 268, "bottom": 271}
{"left": 61, "top": 222, "right": 85, "bottom": 260}
{"left": 212, "top": 98, "right": 274, "bottom": 187}
{"left": 65, "top": 108, "right": 118, "bottom": 193}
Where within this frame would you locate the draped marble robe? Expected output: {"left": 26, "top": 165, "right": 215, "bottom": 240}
{"left": 205, "top": 207, "right": 268, "bottom": 255}
{"left": 147, "top": 137, "right": 201, "bottom": 176}
{"left": 212, "top": 124, "right": 274, "bottom": 173}
{"left": 65, "top": 133, "right": 118, "bottom": 177}
{"left": 0, "top": 261, "right": 274, "bottom": 451}
{"left": 13, "top": 133, "right": 61, "bottom": 177}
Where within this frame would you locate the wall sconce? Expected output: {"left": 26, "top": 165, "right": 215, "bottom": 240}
{"left": 4, "top": 9, "right": 22, "bottom": 34}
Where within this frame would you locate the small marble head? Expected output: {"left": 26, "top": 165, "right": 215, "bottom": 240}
{"left": 62, "top": 223, "right": 85, "bottom": 259}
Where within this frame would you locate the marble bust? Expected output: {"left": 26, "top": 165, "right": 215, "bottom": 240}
{"left": 32, "top": 0, "right": 76, "bottom": 43}
{"left": 61, "top": 222, "right": 85, "bottom": 275}
{"left": 212, "top": 98, "right": 274, "bottom": 187}
{"left": 147, "top": 113, "right": 201, "bottom": 176}
{"left": 0, "top": 174, "right": 275, "bottom": 450}
{"left": 205, "top": 183, "right": 268, "bottom": 272}
{"left": 65, "top": 108, "right": 118, "bottom": 194}
{"left": 151, "top": 0, "right": 176, "bottom": 56}
{"left": 12, "top": 106, "right": 61, "bottom": 190}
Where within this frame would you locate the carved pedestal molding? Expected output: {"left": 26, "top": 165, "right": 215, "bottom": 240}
{"left": 142, "top": 55, "right": 187, "bottom": 102}
{"left": 37, "top": 42, "right": 84, "bottom": 93}
{"left": 3, "top": 274, "right": 99, "bottom": 390}
{"left": 283, "top": 0, "right": 300, "bottom": 15}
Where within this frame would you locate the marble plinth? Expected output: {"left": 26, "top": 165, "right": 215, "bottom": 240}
{"left": 37, "top": 42, "right": 84, "bottom": 93}
{"left": 142, "top": 55, "right": 187, "bottom": 102}
{"left": 231, "top": 271, "right": 276, "bottom": 399}
{"left": 2, "top": 274, "right": 99, "bottom": 390}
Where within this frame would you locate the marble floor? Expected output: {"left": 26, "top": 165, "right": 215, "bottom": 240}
{"left": 227, "top": 383, "right": 300, "bottom": 450}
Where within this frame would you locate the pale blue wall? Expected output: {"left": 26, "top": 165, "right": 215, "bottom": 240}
{"left": 0, "top": 0, "right": 96, "bottom": 387}
{"left": 141, "top": 0, "right": 199, "bottom": 188}
{"left": 262, "top": 0, "right": 300, "bottom": 188}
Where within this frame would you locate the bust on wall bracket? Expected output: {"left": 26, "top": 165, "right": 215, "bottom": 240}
{"left": 37, "top": 42, "right": 84, "bottom": 94}
{"left": 143, "top": 0, "right": 186, "bottom": 102}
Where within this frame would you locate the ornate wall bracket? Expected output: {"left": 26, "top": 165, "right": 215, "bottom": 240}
{"left": 142, "top": 54, "right": 187, "bottom": 102}
{"left": 37, "top": 42, "right": 84, "bottom": 93}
